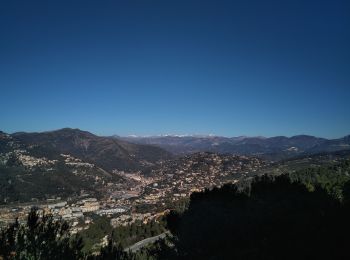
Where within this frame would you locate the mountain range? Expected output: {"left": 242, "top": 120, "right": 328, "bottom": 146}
{"left": 1, "top": 128, "right": 350, "bottom": 204}
{"left": 2, "top": 128, "right": 350, "bottom": 170}
{"left": 120, "top": 134, "right": 350, "bottom": 160}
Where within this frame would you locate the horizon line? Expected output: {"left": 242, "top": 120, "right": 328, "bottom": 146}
{"left": 1, "top": 127, "right": 349, "bottom": 140}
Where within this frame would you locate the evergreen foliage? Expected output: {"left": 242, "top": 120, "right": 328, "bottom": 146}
{"left": 0, "top": 208, "right": 84, "bottom": 259}
{"left": 155, "top": 175, "right": 350, "bottom": 260}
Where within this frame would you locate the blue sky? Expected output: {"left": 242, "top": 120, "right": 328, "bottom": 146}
{"left": 0, "top": 0, "right": 349, "bottom": 138}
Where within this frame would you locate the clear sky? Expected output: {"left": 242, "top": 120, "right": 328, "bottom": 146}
{"left": 0, "top": 0, "right": 349, "bottom": 138}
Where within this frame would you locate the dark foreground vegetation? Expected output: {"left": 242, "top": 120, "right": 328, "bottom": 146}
{"left": 2, "top": 160, "right": 350, "bottom": 259}
{"left": 160, "top": 176, "right": 350, "bottom": 260}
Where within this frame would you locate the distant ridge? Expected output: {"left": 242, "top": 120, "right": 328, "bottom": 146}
{"left": 3, "top": 128, "right": 350, "bottom": 162}
{"left": 119, "top": 133, "right": 350, "bottom": 159}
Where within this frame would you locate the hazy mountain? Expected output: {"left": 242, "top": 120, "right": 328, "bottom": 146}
{"left": 120, "top": 134, "right": 350, "bottom": 160}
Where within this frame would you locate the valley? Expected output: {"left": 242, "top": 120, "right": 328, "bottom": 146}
{"left": 1, "top": 128, "right": 350, "bottom": 255}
